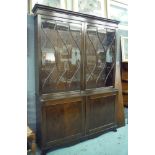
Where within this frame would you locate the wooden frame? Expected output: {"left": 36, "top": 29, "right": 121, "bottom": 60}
{"left": 27, "top": 126, "right": 36, "bottom": 155}
{"left": 121, "top": 36, "right": 128, "bottom": 62}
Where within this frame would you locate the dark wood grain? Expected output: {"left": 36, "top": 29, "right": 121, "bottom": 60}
{"left": 86, "top": 92, "right": 117, "bottom": 135}
{"left": 32, "top": 4, "right": 119, "bottom": 25}
{"left": 42, "top": 97, "right": 84, "bottom": 145}
{"left": 115, "top": 62, "right": 125, "bottom": 127}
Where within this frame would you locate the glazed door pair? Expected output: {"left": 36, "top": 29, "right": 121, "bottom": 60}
{"left": 40, "top": 17, "right": 116, "bottom": 94}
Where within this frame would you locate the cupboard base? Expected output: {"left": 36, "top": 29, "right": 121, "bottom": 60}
{"left": 39, "top": 125, "right": 117, "bottom": 155}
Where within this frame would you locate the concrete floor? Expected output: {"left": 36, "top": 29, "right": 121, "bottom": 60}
{"left": 34, "top": 108, "right": 128, "bottom": 155}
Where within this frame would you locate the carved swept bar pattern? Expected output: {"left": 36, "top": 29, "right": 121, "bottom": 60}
{"left": 40, "top": 19, "right": 116, "bottom": 93}
{"left": 86, "top": 25, "right": 115, "bottom": 88}
{"left": 41, "top": 19, "right": 82, "bottom": 92}
{"left": 41, "top": 23, "right": 59, "bottom": 88}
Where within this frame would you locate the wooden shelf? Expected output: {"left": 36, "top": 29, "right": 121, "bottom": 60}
{"left": 121, "top": 61, "right": 128, "bottom": 107}
{"left": 122, "top": 79, "right": 128, "bottom": 82}
{"left": 122, "top": 90, "right": 128, "bottom": 95}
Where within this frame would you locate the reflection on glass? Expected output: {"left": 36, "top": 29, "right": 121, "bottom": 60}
{"left": 86, "top": 25, "right": 115, "bottom": 89}
{"left": 41, "top": 19, "right": 82, "bottom": 93}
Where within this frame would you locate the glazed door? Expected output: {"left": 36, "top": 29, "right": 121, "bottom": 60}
{"left": 40, "top": 19, "right": 116, "bottom": 93}
{"left": 85, "top": 24, "right": 116, "bottom": 89}
{"left": 40, "top": 18, "right": 82, "bottom": 93}
{"left": 84, "top": 24, "right": 117, "bottom": 135}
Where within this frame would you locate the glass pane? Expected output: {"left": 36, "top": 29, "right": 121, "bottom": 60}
{"left": 32, "top": 0, "right": 66, "bottom": 9}
{"left": 109, "top": 1, "right": 128, "bottom": 25}
{"left": 78, "top": 0, "right": 104, "bottom": 17}
{"left": 105, "top": 29, "right": 116, "bottom": 87}
{"left": 86, "top": 25, "right": 115, "bottom": 89}
{"left": 41, "top": 19, "right": 82, "bottom": 93}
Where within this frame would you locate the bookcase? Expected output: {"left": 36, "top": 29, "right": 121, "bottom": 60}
{"left": 33, "top": 4, "right": 120, "bottom": 154}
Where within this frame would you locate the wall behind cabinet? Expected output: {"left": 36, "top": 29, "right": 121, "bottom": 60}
{"left": 116, "top": 29, "right": 128, "bottom": 63}
{"left": 27, "top": 15, "right": 36, "bottom": 131}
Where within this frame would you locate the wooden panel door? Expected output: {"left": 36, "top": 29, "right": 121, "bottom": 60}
{"left": 41, "top": 96, "right": 85, "bottom": 147}
{"left": 86, "top": 92, "right": 117, "bottom": 135}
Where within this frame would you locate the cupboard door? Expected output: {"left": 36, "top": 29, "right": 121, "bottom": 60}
{"left": 40, "top": 18, "right": 82, "bottom": 93}
{"left": 86, "top": 93, "right": 116, "bottom": 134}
{"left": 42, "top": 97, "right": 85, "bottom": 146}
{"left": 85, "top": 25, "right": 116, "bottom": 89}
